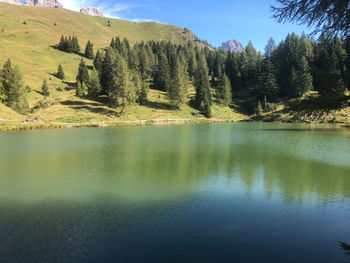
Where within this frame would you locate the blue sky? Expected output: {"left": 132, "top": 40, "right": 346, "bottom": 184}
{"left": 54, "top": 0, "right": 313, "bottom": 51}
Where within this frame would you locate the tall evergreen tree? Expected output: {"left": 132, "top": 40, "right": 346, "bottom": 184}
{"left": 216, "top": 73, "right": 232, "bottom": 106}
{"left": 0, "top": 60, "right": 28, "bottom": 113}
{"left": 258, "top": 58, "right": 279, "bottom": 100}
{"left": 6, "top": 65, "right": 28, "bottom": 113}
{"left": 56, "top": 63, "right": 65, "bottom": 80}
{"left": 72, "top": 36, "right": 80, "bottom": 54}
{"left": 0, "top": 59, "right": 13, "bottom": 102}
{"left": 314, "top": 33, "right": 347, "bottom": 97}
{"left": 87, "top": 69, "right": 101, "bottom": 98}
{"left": 295, "top": 56, "right": 313, "bottom": 96}
{"left": 152, "top": 52, "right": 170, "bottom": 91}
{"left": 101, "top": 48, "right": 116, "bottom": 94}
{"left": 41, "top": 79, "right": 49, "bottom": 97}
{"left": 109, "top": 53, "right": 134, "bottom": 107}
{"left": 138, "top": 81, "right": 149, "bottom": 105}
{"left": 93, "top": 49, "right": 104, "bottom": 75}
{"left": 76, "top": 59, "right": 89, "bottom": 85}
{"left": 265, "top": 37, "right": 277, "bottom": 57}
{"left": 84, "top": 40, "right": 94, "bottom": 59}
{"left": 168, "top": 57, "right": 188, "bottom": 108}
{"left": 194, "top": 53, "right": 212, "bottom": 118}
{"left": 76, "top": 81, "right": 87, "bottom": 97}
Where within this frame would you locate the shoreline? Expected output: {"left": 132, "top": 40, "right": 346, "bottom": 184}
{"left": 1, "top": 116, "right": 349, "bottom": 132}
{"left": 0, "top": 118, "right": 236, "bottom": 132}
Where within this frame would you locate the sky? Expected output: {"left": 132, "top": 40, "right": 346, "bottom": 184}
{"left": 44, "top": 0, "right": 314, "bottom": 52}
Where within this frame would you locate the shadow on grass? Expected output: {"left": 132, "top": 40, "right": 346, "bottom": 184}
{"left": 60, "top": 100, "right": 120, "bottom": 116}
{"left": 143, "top": 100, "right": 175, "bottom": 111}
{"left": 285, "top": 95, "right": 349, "bottom": 113}
{"left": 34, "top": 90, "right": 44, "bottom": 96}
{"left": 49, "top": 45, "right": 87, "bottom": 59}
{"left": 71, "top": 106, "right": 119, "bottom": 116}
{"left": 60, "top": 100, "right": 102, "bottom": 107}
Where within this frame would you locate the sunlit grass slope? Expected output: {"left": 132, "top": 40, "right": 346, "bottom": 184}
{"left": 0, "top": 3, "right": 246, "bottom": 125}
{"left": 0, "top": 2, "right": 196, "bottom": 90}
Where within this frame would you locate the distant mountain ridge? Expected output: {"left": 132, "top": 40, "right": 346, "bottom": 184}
{"left": 219, "top": 40, "right": 244, "bottom": 53}
{"left": 80, "top": 7, "right": 104, "bottom": 17}
{"left": 0, "top": 0, "right": 20, "bottom": 4}
{"left": 0, "top": 0, "right": 63, "bottom": 7}
{"left": 24, "top": 0, "right": 62, "bottom": 8}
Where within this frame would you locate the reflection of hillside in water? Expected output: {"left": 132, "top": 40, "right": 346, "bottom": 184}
{"left": 0, "top": 123, "right": 349, "bottom": 204}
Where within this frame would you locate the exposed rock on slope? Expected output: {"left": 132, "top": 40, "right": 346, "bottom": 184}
{"left": 219, "top": 40, "right": 244, "bottom": 53}
{"left": 25, "top": 0, "right": 63, "bottom": 8}
{"left": 0, "top": 0, "right": 21, "bottom": 4}
{"left": 80, "top": 7, "right": 104, "bottom": 17}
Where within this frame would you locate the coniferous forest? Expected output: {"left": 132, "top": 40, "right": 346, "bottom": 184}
{"left": 1, "top": 32, "right": 349, "bottom": 119}
{"left": 73, "top": 33, "right": 350, "bottom": 117}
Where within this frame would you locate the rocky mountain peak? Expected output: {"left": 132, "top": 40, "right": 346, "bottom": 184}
{"left": 24, "top": 0, "right": 63, "bottom": 8}
{"left": 219, "top": 40, "right": 244, "bottom": 53}
{"left": 80, "top": 7, "right": 104, "bottom": 17}
{"left": 0, "top": 0, "right": 21, "bottom": 5}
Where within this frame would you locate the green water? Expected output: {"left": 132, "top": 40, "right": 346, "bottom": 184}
{"left": 0, "top": 123, "right": 350, "bottom": 263}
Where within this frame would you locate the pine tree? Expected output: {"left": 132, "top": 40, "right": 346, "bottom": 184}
{"left": 76, "top": 59, "right": 89, "bottom": 85}
{"left": 296, "top": 56, "right": 313, "bottom": 96}
{"left": 72, "top": 36, "right": 80, "bottom": 54}
{"left": 56, "top": 63, "right": 65, "bottom": 80}
{"left": 194, "top": 53, "right": 212, "bottom": 118}
{"left": 265, "top": 37, "right": 277, "bottom": 58}
{"left": 101, "top": 48, "right": 116, "bottom": 94}
{"left": 76, "top": 81, "right": 87, "bottom": 97}
{"left": 314, "top": 33, "right": 347, "bottom": 97}
{"left": 109, "top": 53, "right": 133, "bottom": 107}
{"left": 58, "top": 35, "right": 65, "bottom": 50}
{"left": 152, "top": 52, "right": 170, "bottom": 91}
{"left": 216, "top": 73, "right": 232, "bottom": 106}
{"left": 168, "top": 57, "right": 188, "bottom": 108}
{"left": 138, "top": 81, "right": 149, "bottom": 105}
{"left": 87, "top": 69, "right": 101, "bottom": 98}
{"left": 6, "top": 66, "right": 28, "bottom": 113}
{"left": 110, "top": 38, "right": 116, "bottom": 49}
{"left": 93, "top": 49, "right": 104, "bottom": 75}
{"left": 85, "top": 40, "right": 94, "bottom": 59}
{"left": 41, "top": 79, "right": 50, "bottom": 97}
{"left": 0, "top": 59, "right": 13, "bottom": 102}
{"left": 67, "top": 36, "right": 73, "bottom": 53}
{"left": 138, "top": 45, "right": 150, "bottom": 81}
{"left": 258, "top": 58, "right": 279, "bottom": 100}
{"left": 256, "top": 100, "right": 263, "bottom": 115}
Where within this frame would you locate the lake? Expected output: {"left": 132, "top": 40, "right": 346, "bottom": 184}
{"left": 0, "top": 123, "right": 349, "bottom": 263}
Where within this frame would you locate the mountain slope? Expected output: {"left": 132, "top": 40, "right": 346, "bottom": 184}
{"left": 0, "top": 3, "right": 196, "bottom": 91}
{"left": 0, "top": 3, "right": 248, "bottom": 127}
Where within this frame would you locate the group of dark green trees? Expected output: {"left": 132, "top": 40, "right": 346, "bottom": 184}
{"left": 71, "top": 33, "right": 350, "bottom": 117}
{"left": 57, "top": 35, "right": 80, "bottom": 54}
{"left": 2, "top": 32, "right": 349, "bottom": 117}
{"left": 212, "top": 32, "right": 350, "bottom": 113}
{"left": 73, "top": 37, "right": 215, "bottom": 117}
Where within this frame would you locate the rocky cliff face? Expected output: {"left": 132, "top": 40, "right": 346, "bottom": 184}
{"left": 25, "top": 0, "right": 63, "bottom": 8}
{"left": 0, "top": 0, "right": 21, "bottom": 5}
{"left": 219, "top": 40, "right": 244, "bottom": 53}
{"left": 80, "top": 7, "right": 104, "bottom": 17}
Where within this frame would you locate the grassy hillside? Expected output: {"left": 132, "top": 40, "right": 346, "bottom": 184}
{"left": 0, "top": 3, "right": 197, "bottom": 91}
{"left": 0, "top": 3, "right": 246, "bottom": 128}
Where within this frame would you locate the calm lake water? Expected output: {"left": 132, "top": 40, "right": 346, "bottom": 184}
{"left": 0, "top": 123, "right": 350, "bottom": 263}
